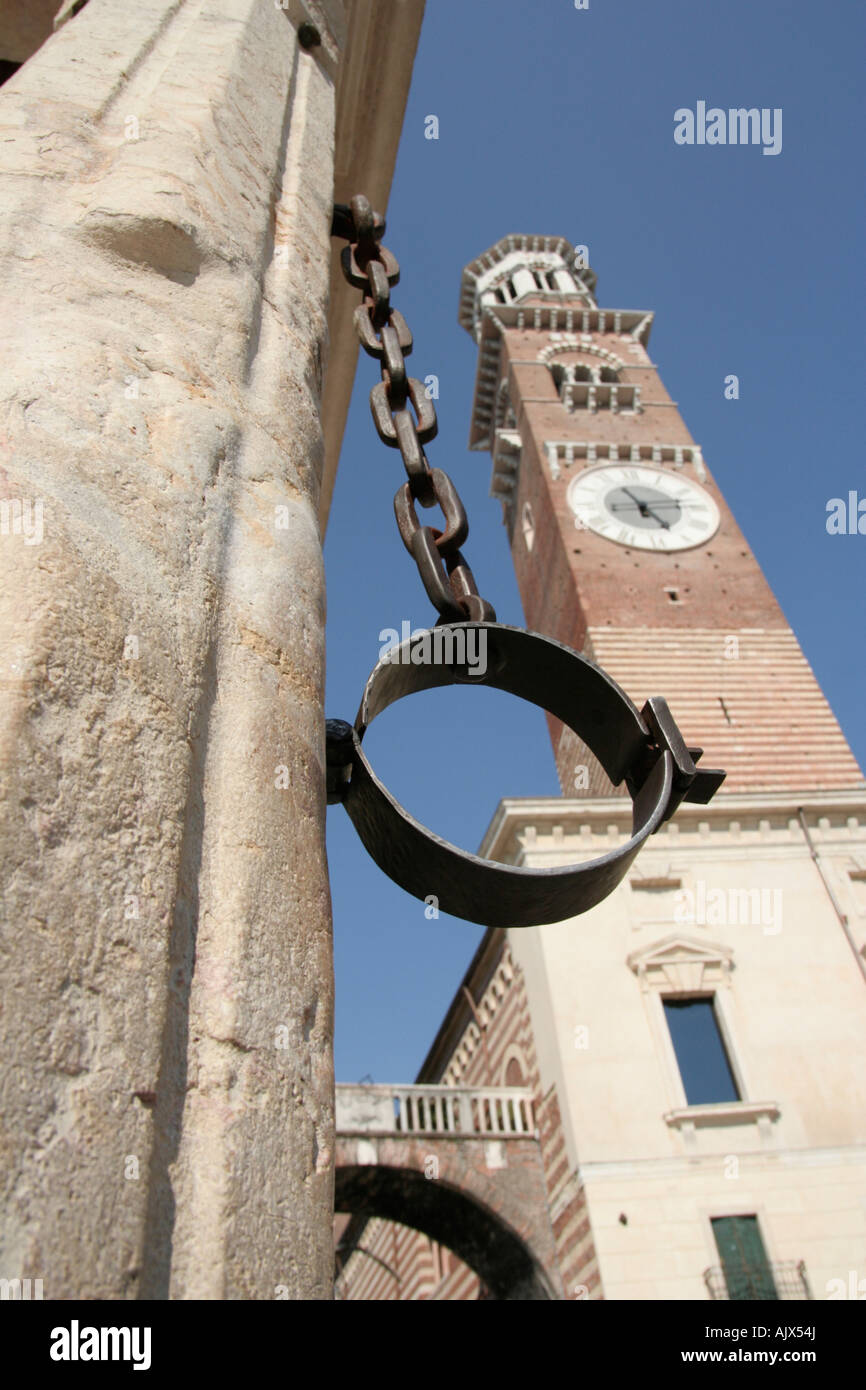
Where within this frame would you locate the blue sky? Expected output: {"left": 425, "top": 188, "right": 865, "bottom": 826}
{"left": 324, "top": 0, "right": 865, "bottom": 1083}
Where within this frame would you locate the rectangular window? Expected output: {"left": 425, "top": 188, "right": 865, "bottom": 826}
{"left": 711, "top": 1216, "right": 777, "bottom": 1300}
{"left": 663, "top": 995, "right": 739, "bottom": 1105}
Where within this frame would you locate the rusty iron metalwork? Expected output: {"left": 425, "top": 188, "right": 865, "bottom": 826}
{"left": 332, "top": 194, "right": 495, "bottom": 617}
{"left": 328, "top": 198, "right": 725, "bottom": 928}
{"left": 394, "top": 470, "right": 468, "bottom": 557}
{"left": 327, "top": 625, "right": 724, "bottom": 928}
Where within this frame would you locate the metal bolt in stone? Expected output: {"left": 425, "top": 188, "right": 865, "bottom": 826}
{"left": 298, "top": 23, "right": 322, "bottom": 51}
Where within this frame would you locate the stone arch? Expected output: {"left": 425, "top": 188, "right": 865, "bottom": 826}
{"left": 538, "top": 335, "right": 626, "bottom": 374}
{"left": 335, "top": 1163, "right": 557, "bottom": 1300}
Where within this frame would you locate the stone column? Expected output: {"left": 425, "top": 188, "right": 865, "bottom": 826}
{"left": 0, "top": 0, "right": 346, "bottom": 1300}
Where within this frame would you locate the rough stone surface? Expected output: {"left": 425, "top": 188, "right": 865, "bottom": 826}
{"left": 0, "top": 0, "right": 350, "bottom": 1300}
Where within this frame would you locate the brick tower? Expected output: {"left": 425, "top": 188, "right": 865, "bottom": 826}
{"left": 458, "top": 234, "right": 862, "bottom": 799}
{"left": 449, "top": 237, "right": 866, "bottom": 1301}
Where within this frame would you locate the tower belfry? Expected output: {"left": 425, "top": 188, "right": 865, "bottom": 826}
{"left": 459, "top": 235, "right": 863, "bottom": 798}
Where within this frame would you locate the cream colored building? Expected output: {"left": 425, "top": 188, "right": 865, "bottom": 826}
{"left": 495, "top": 788, "right": 866, "bottom": 1299}
{"left": 340, "top": 787, "right": 866, "bottom": 1300}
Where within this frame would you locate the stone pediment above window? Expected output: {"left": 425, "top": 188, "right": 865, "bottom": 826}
{"left": 627, "top": 935, "right": 734, "bottom": 993}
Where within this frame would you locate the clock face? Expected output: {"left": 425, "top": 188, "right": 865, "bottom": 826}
{"left": 566, "top": 464, "right": 720, "bottom": 551}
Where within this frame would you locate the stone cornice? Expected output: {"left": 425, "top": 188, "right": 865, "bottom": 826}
{"left": 319, "top": 0, "right": 426, "bottom": 530}
{"left": 478, "top": 788, "right": 866, "bottom": 864}
{"left": 576, "top": 1144, "right": 866, "bottom": 1183}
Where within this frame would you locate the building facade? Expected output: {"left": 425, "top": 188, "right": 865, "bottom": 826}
{"left": 337, "top": 236, "right": 866, "bottom": 1300}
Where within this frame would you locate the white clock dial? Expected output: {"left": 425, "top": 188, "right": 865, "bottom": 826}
{"left": 566, "top": 464, "right": 720, "bottom": 551}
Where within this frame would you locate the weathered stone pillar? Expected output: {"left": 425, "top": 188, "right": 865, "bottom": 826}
{"left": 0, "top": 0, "right": 423, "bottom": 1301}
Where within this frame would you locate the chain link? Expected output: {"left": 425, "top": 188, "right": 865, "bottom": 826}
{"left": 332, "top": 194, "right": 496, "bottom": 624}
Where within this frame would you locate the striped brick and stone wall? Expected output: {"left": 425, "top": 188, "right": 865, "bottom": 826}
{"left": 337, "top": 932, "right": 599, "bottom": 1299}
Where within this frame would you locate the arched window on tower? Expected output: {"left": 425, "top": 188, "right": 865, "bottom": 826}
{"left": 531, "top": 268, "right": 559, "bottom": 291}
{"left": 521, "top": 502, "right": 535, "bottom": 553}
{"left": 548, "top": 359, "right": 639, "bottom": 414}
{"left": 492, "top": 277, "right": 520, "bottom": 304}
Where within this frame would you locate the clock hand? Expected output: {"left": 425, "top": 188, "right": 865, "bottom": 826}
{"left": 621, "top": 487, "right": 649, "bottom": 517}
{"left": 609, "top": 491, "right": 671, "bottom": 530}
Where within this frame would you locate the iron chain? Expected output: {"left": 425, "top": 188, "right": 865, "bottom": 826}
{"left": 332, "top": 194, "right": 496, "bottom": 624}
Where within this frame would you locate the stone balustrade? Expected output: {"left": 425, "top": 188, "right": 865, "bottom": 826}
{"left": 336, "top": 1084, "right": 535, "bottom": 1137}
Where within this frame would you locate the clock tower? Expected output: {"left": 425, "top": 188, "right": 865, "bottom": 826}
{"left": 448, "top": 235, "right": 866, "bottom": 1301}
{"left": 459, "top": 235, "right": 863, "bottom": 798}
